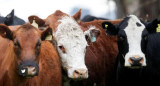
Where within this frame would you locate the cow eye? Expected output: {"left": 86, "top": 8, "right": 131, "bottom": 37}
{"left": 14, "top": 40, "right": 21, "bottom": 48}
{"left": 119, "top": 36, "right": 125, "bottom": 41}
{"left": 58, "top": 45, "right": 66, "bottom": 53}
{"left": 59, "top": 46, "right": 63, "bottom": 49}
{"left": 36, "top": 40, "right": 41, "bottom": 49}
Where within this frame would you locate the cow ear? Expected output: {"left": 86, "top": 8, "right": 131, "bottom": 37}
{"left": 146, "top": 19, "right": 160, "bottom": 33}
{"left": 102, "top": 21, "right": 118, "bottom": 36}
{"left": 41, "top": 27, "right": 53, "bottom": 41}
{"left": 28, "top": 15, "right": 46, "bottom": 29}
{"left": 4, "top": 9, "right": 14, "bottom": 25}
{"left": 72, "top": 9, "right": 81, "bottom": 23}
{"left": 0, "top": 24, "right": 13, "bottom": 40}
{"left": 84, "top": 26, "right": 100, "bottom": 44}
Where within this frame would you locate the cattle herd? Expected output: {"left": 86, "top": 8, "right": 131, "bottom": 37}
{"left": 0, "top": 9, "right": 160, "bottom": 86}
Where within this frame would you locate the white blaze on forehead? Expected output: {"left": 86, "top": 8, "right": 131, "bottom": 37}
{"left": 124, "top": 15, "right": 146, "bottom": 66}
{"left": 53, "top": 16, "right": 88, "bottom": 76}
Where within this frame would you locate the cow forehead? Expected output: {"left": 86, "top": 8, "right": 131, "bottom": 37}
{"left": 124, "top": 15, "right": 145, "bottom": 35}
{"left": 123, "top": 15, "right": 145, "bottom": 55}
{"left": 54, "top": 16, "right": 87, "bottom": 47}
{"left": 14, "top": 24, "right": 41, "bottom": 45}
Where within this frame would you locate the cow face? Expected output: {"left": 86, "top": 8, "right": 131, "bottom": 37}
{"left": 28, "top": 10, "right": 100, "bottom": 79}
{"left": 102, "top": 15, "right": 148, "bottom": 68}
{"left": 0, "top": 24, "right": 52, "bottom": 78}
{"left": 54, "top": 16, "right": 100, "bottom": 79}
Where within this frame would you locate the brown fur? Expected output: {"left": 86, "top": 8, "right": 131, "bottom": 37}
{"left": 28, "top": 10, "right": 122, "bottom": 86}
{"left": 28, "top": 16, "right": 46, "bottom": 27}
{"left": 72, "top": 20, "right": 118, "bottom": 86}
{"left": 28, "top": 41, "right": 62, "bottom": 86}
{"left": 0, "top": 24, "right": 62, "bottom": 86}
{"left": 70, "top": 10, "right": 122, "bottom": 86}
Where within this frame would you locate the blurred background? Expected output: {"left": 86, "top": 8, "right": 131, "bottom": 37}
{"left": 0, "top": 0, "right": 160, "bottom": 21}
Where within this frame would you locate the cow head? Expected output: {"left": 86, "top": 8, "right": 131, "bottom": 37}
{"left": 28, "top": 9, "right": 100, "bottom": 79}
{"left": 4, "top": 9, "right": 14, "bottom": 25}
{"left": 0, "top": 23, "right": 52, "bottom": 78}
{"left": 102, "top": 15, "right": 148, "bottom": 68}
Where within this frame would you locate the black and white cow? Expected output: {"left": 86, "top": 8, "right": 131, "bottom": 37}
{"left": 0, "top": 9, "right": 25, "bottom": 25}
{"left": 102, "top": 15, "right": 148, "bottom": 86}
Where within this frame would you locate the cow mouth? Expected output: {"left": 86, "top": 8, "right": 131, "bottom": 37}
{"left": 24, "top": 75, "right": 35, "bottom": 78}
{"left": 128, "top": 64, "right": 143, "bottom": 69}
{"left": 71, "top": 76, "right": 87, "bottom": 81}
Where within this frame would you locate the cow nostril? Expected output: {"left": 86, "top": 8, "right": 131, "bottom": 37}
{"left": 27, "top": 66, "right": 37, "bottom": 75}
{"left": 138, "top": 57, "right": 143, "bottom": 60}
{"left": 74, "top": 70, "right": 80, "bottom": 75}
{"left": 32, "top": 67, "right": 36, "bottom": 72}
{"left": 139, "top": 57, "right": 144, "bottom": 63}
{"left": 130, "top": 57, "right": 136, "bottom": 61}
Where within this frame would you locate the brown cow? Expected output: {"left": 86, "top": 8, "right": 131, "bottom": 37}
{"left": 68, "top": 9, "right": 121, "bottom": 86}
{"left": 0, "top": 23, "right": 61, "bottom": 86}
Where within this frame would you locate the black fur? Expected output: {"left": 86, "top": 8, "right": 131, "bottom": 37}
{"left": 0, "top": 9, "right": 25, "bottom": 25}
{"left": 142, "top": 19, "right": 160, "bottom": 85}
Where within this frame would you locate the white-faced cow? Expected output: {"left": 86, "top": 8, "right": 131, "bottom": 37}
{"left": 28, "top": 10, "right": 100, "bottom": 85}
{"left": 102, "top": 15, "right": 148, "bottom": 86}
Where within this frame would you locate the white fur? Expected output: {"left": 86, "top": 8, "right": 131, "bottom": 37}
{"left": 54, "top": 16, "right": 88, "bottom": 78}
{"left": 124, "top": 15, "right": 146, "bottom": 67}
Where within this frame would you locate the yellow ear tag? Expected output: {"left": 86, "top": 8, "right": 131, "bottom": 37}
{"left": 156, "top": 24, "right": 160, "bottom": 32}
{"left": 45, "top": 35, "right": 52, "bottom": 40}
{"left": 105, "top": 24, "right": 108, "bottom": 28}
{"left": 31, "top": 19, "right": 38, "bottom": 28}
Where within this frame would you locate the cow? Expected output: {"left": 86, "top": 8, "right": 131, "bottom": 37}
{"left": 28, "top": 9, "right": 122, "bottom": 86}
{"left": 81, "top": 15, "right": 109, "bottom": 22}
{"left": 102, "top": 15, "right": 150, "bottom": 86}
{"left": 0, "top": 23, "right": 62, "bottom": 86}
{"left": 28, "top": 10, "right": 103, "bottom": 85}
{"left": 67, "top": 9, "right": 122, "bottom": 86}
{"left": 140, "top": 18, "right": 160, "bottom": 85}
{"left": 0, "top": 9, "right": 25, "bottom": 25}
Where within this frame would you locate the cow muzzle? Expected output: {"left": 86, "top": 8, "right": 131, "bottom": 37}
{"left": 128, "top": 55, "right": 145, "bottom": 68}
{"left": 18, "top": 61, "right": 39, "bottom": 78}
{"left": 72, "top": 68, "right": 88, "bottom": 79}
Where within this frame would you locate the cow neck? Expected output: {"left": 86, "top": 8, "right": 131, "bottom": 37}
{"left": 5, "top": 41, "right": 28, "bottom": 86}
